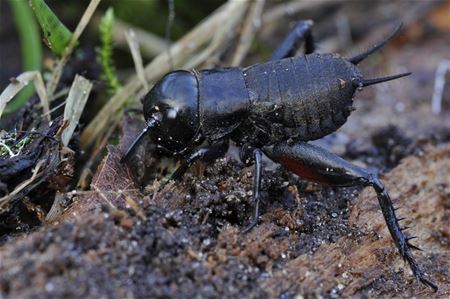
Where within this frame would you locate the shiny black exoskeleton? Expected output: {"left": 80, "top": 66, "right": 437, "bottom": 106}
{"left": 122, "top": 21, "right": 437, "bottom": 291}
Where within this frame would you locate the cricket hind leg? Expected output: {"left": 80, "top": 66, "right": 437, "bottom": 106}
{"left": 270, "top": 20, "right": 315, "bottom": 61}
{"left": 265, "top": 141, "right": 437, "bottom": 291}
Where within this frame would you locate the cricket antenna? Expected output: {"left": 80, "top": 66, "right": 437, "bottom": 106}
{"left": 349, "top": 22, "right": 403, "bottom": 65}
{"left": 120, "top": 118, "right": 158, "bottom": 163}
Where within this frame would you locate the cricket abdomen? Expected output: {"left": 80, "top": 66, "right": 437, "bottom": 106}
{"left": 242, "top": 53, "right": 358, "bottom": 142}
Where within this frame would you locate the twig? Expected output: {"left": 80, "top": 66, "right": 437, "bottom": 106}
{"left": 81, "top": 0, "right": 249, "bottom": 148}
{"left": 46, "top": 0, "right": 100, "bottom": 98}
{"left": 231, "top": 0, "right": 266, "bottom": 67}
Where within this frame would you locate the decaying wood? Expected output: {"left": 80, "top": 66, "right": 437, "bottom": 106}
{"left": 0, "top": 118, "right": 67, "bottom": 213}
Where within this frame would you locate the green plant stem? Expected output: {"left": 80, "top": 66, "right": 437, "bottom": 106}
{"left": 99, "top": 7, "right": 121, "bottom": 94}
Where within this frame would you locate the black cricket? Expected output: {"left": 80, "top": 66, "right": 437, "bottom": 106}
{"left": 122, "top": 21, "right": 437, "bottom": 291}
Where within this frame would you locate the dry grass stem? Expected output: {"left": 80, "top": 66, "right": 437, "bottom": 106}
{"left": 125, "top": 29, "right": 149, "bottom": 91}
{"left": 432, "top": 59, "right": 450, "bottom": 114}
{"left": 92, "top": 185, "right": 115, "bottom": 208}
{"left": 0, "top": 71, "right": 50, "bottom": 121}
{"left": 262, "top": 0, "right": 343, "bottom": 25}
{"left": 0, "top": 140, "right": 15, "bottom": 157}
{"left": 81, "top": 0, "right": 249, "bottom": 148}
{"left": 0, "top": 160, "right": 45, "bottom": 210}
{"left": 231, "top": 0, "right": 266, "bottom": 67}
{"left": 183, "top": 1, "right": 249, "bottom": 69}
{"left": 61, "top": 75, "right": 92, "bottom": 147}
{"left": 112, "top": 19, "right": 168, "bottom": 58}
{"left": 46, "top": 0, "right": 101, "bottom": 98}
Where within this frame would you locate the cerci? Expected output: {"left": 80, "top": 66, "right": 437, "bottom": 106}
{"left": 122, "top": 21, "right": 437, "bottom": 291}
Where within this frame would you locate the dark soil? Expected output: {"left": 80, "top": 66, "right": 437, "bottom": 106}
{"left": 1, "top": 128, "right": 449, "bottom": 298}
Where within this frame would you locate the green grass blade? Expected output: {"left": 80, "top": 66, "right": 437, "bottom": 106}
{"left": 30, "top": 0, "right": 74, "bottom": 56}
{"left": 6, "top": 0, "right": 43, "bottom": 114}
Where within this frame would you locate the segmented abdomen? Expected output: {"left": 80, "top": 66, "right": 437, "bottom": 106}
{"left": 242, "top": 53, "right": 355, "bottom": 141}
